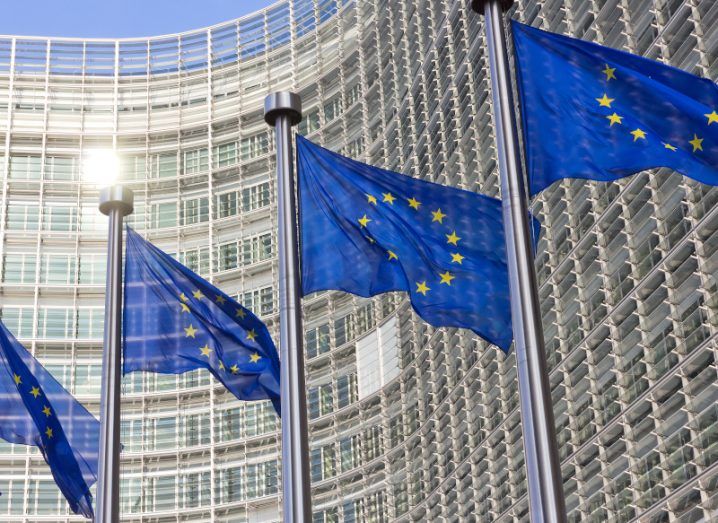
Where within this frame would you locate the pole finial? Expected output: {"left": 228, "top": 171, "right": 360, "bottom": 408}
{"left": 264, "top": 91, "right": 302, "bottom": 127}
{"left": 99, "top": 185, "right": 134, "bottom": 217}
{"left": 471, "top": 0, "right": 514, "bottom": 13}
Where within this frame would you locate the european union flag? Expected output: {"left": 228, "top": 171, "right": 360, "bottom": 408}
{"left": 123, "top": 227, "right": 281, "bottom": 414}
{"left": 297, "top": 136, "right": 539, "bottom": 351}
{"left": 0, "top": 321, "right": 99, "bottom": 518}
{"left": 512, "top": 21, "right": 718, "bottom": 195}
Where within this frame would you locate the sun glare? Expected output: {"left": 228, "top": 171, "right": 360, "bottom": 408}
{"left": 82, "top": 149, "right": 120, "bottom": 186}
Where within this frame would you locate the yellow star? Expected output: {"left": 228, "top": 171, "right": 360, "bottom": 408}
{"left": 407, "top": 197, "right": 421, "bottom": 210}
{"left": 200, "top": 344, "right": 213, "bottom": 358}
{"left": 382, "top": 192, "right": 396, "bottom": 204}
{"left": 689, "top": 134, "right": 704, "bottom": 152}
{"left": 247, "top": 329, "right": 257, "bottom": 341}
{"left": 179, "top": 293, "right": 189, "bottom": 303}
{"left": 193, "top": 290, "right": 204, "bottom": 300}
{"left": 596, "top": 94, "right": 614, "bottom": 107}
{"left": 42, "top": 406, "right": 52, "bottom": 417}
{"left": 446, "top": 231, "right": 461, "bottom": 245}
{"left": 705, "top": 111, "right": 718, "bottom": 125}
{"left": 358, "top": 215, "right": 371, "bottom": 227}
{"left": 602, "top": 64, "right": 616, "bottom": 81}
{"left": 387, "top": 250, "right": 398, "bottom": 261}
{"left": 367, "top": 194, "right": 378, "bottom": 205}
{"left": 45, "top": 427, "right": 53, "bottom": 439}
{"left": 30, "top": 386, "right": 41, "bottom": 399}
{"left": 215, "top": 295, "right": 226, "bottom": 305}
{"left": 663, "top": 142, "right": 677, "bottom": 152}
{"left": 219, "top": 361, "right": 226, "bottom": 371}
{"left": 431, "top": 209, "right": 446, "bottom": 223}
{"left": 439, "top": 271, "right": 455, "bottom": 285}
{"left": 250, "top": 352, "right": 262, "bottom": 363}
{"left": 184, "top": 324, "right": 198, "bottom": 338}
{"left": 230, "top": 364, "right": 239, "bottom": 374}
{"left": 13, "top": 374, "right": 21, "bottom": 386}
{"left": 606, "top": 113, "right": 623, "bottom": 126}
{"left": 180, "top": 303, "right": 191, "bottom": 313}
{"left": 415, "top": 281, "right": 430, "bottom": 296}
{"left": 236, "top": 308, "right": 247, "bottom": 319}
{"left": 630, "top": 128, "right": 646, "bottom": 141}
{"left": 451, "top": 252, "right": 464, "bottom": 264}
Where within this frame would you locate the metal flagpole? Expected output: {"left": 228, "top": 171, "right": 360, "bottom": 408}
{"left": 96, "top": 186, "right": 134, "bottom": 523}
{"left": 471, "top": 1, "right": 568, "bottom": 521}
{"left": 264, "top": 92, "right": 312, "bottom": 522}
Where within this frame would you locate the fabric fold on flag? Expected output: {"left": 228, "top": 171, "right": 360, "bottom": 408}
{"left": 512, "top": 20, "right": 718, "bottom": 195}
{"left": 297, "top": 135, "right": 540, "bottom": 352}
{"left": 0, "top": 321, "right": 99, "bottom": 518}
{"left": 123, "top": 227, "right": 281, "bottom": 414}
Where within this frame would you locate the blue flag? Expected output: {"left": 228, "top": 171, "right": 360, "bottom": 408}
{"left": 297, "top": 135, "right": 539, "bottom": 352}
{"left": 512, "top": 20, "right": 718, "bottom": 196}
{"left": 0, "top": 321, "right": 99, "bottom": 518}
{"left": 123, "top": 227, "right": 281, "bottom": 414}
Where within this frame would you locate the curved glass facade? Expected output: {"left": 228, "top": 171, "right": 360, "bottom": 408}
{"left": 0, "top": 0, "right": 716, "bottom": 521}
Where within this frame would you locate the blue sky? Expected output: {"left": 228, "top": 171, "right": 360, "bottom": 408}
{"left": 1, "top": 0, "right": 276, "bottom": 38}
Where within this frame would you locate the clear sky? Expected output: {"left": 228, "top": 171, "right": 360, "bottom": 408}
{"left": 0, "top": 0, "right": 277, "bottom": 38}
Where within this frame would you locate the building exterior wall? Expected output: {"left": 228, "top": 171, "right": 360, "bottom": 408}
{"left": 0, "top": 0, "right": 716, "bottom": 521}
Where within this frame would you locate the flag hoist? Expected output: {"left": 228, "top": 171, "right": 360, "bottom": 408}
{"left": 471, "top": 0, "right": 568, "bottom": 521}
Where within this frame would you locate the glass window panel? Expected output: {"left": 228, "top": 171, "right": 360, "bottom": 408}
{"left": 216, "top": 191, "right": 237, "bottom": 218}
{"left": 77, "top": 308, "right": 103, "bottom": 339}
{"left": 150, "top": 152, "right": 177, "bottom": 178}
{"left": 2, "top": 253, "right": 36, "bottom": 283}
{"left": 181, "top": 247, "right": 210, "bottom": 277}
{"left": 241, "top": 181, "right": 270, "bottom": 212}
{"left": 40, "top": 254, "right": 76, "bottom": 284}
{"left": 306, "top": 323, "right": 330, "bottom": 359}
{"left": 240, "top": 133, "right": 267, "bottom": 161}
{"left": 37, "top": 307, "right": 73, "bottom": 339}
{"left": 6, "top": 203, "right": 40, "bottom": 230}
{"left": 74, "top": 363, "right": 101, "bottom": 395}
{"left": 213, "top": 141, "right": 237, "bottom": 167}
{"left": 79, "top": 253, "right": 106, "bottom": 284}
{"left": 181, "top": 196, "right": 209, "bottom": 225}
{"left": 151, "top": 202, "right": 177, "bottom": 228}
{"left": 120, "top": 477, "right": 142, "bottom": 514}
{"left": 183, "top": 147, "right": 208, "bottom": 174}
{"left": 218, "top": 242, "right": 238, "bottom": 271}
{"left": 337, "top": 373, "right": 357, "bottom": 409}
{"left": 0, "top": 307, "right": 34, "bottom": 338}
{"left": 8, "top": 155, "right": 41, "bottom": 180}
{"left": 43, "top": 205, "right": 78, "bottom": 232}
{"left": 154, "top": 475, "right": 175, "bottom": 511}
{"left": 45, "top": 156, "right": 78, "bottom": 181}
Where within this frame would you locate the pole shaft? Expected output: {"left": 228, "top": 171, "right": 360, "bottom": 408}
{"left": 273, "top": 111, "right": 312, "bottom": 521}
{"left": 96, "top": 207, "right": 125, "bottom": 523}
{"left": 481, "top": 2, "right": 567, "bottom": 521}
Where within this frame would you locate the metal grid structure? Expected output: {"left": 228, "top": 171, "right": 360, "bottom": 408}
{"left": 0, "top": 0, "right": 716, "bottom": 521}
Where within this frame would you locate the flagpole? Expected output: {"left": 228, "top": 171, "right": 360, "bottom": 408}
{"left": 472, "top": 1, "right": 567, "bottom": 521}
{"left": 96, "top": 185, "right": 133, "bottom": 523}
{"left": 264, "top": 92, "right": 312, "bottom": 522}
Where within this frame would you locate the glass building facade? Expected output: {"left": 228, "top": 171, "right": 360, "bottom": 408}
{"left": 0, "top": 0, "right": 717, "bottom": 521}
